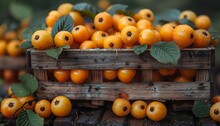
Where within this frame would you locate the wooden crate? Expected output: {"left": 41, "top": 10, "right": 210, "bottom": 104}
{"left": 27, "top": 47, "right": 215, "bottom": 102}
{"left": 0, "top": 56, "right": 26, "bottom": 70}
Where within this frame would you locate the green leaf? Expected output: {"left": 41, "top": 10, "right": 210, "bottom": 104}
{"left": 157, "top": 9, "right": 180, "bottom": 22}
{"left": 51, "top": 15, "right": 74, "bottom": 38}
{"left": 9, "top": 2, "right": 33, "bottom": 21}
{"left": 73, "top": 3, "right": 100, "bottom": 19}
{"left": 20, "top": 41, "right": 33, "bottom": 48}
{"left": 107, "top": 4, "right": 128, "bottom": 15}
{"left": 45, "top": 45, "right": 70, "bottom": 59}
{"left": 0, "top": 124, "right": 4, "bottom": 126}
{"left": 134, "top": 44, "right": 147, "bottom": 55}
{"left": 178, "top": 19, "right": 196, "bottom": 29}
{"left": 193, "top": 101, "right": 211, "bottom": 118}
{"left": 0, "top": 97, "right": 3, "bottom": 103}
{"left": 16, "top": 110, "right": 44, "bottom": 126}
{"left": 150, "top": 42, "right": 181, "bottom": 65}
{"left": 210, "top": 31, "right": 220, "bottom": 39}
{"left": 12, "top": 74, "right": 38, "bottom": 97}
{"left": 0, "top": 78, "right": 4, "bottom": 85}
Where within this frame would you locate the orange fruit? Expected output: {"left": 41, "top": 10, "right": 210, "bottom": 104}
{"left": 173, "top": 24, "right": 194, "bottom": 48}
{"left": 103, "top": 35, "right": 123, "bottom": 49}
{"left": 118, "top": 69, "right": 136, "bottom": 83}
{"left": 72, "top": 25, "right": 90, "bottom": 44}
{"left": 98, "top": 0, "right": 110, "bottom": 10}
{"left": 174, "top": 76, "right": 192, "bottom": 82}
{"left": 54, "top": 31, "right": 73, "bottom": 47}
{"left": 118, "top": 16, "right": 136, "bottom": 31}
{"left": 4, "top": 31, "right": 17, "bottom": 41}
{"left": 84, "top": 23, "right": 97, "bottom": 38}
{"left": 17, "top": 96, "right": 36, "bottom": 110}
{"left": 1, "top": 98, "right": 22, "bottom": 118}
{"left": 0, "top": 40, "right": 7, "bottom": 56}
{"left": 51, "top": 96, "right": 72, "bottom": 117}
{"left": 112, "top": 98, "right": 131, "bottom": 117}
{"left": 69, "top": 11, "right": 84, "bottom": 26}
{"left": 195, "top": 15, "right": 211, "bottom": 30}
{"left": 70, "top": 70, "right": 89, "bottom": 84}
{"left": 139, "top": 29, "right": 157, "bottom": 46}
{"left": 146, "top": 101, "right": 167, "bottom": 121}
{"left": 179, "top": 69, "right": 197, "bottom": 79}
{"left": 103, "top": 70, "right": 117, "bottom": 81}
{"left": 8, "top": 86, "right": 16, "bottom": 98}
{"left": 212, "top": 95, "right": 220, "bottom": 104}
{"left": 121, "top": 26, "right": 139, "bottom": 46}
{"left": 7, "top": 40, "right": 23, "bottom": 57}
{"left": 46, "top": 10, "right": 61, "bottom": 27}
{"left": 152, "top": 70, "right": 162, "bottom": 82}
{"left": 212, "top": 39, "right": 219, "bottom": 47}
{"left": 193, "top": 29, "right": 211, "bottom": 48}
{"left": 113, "top": 14, "right": 124, "bottom": 30}
{"left": 54, "top": 70, "right": 70, "bottom": 82}
{"left": 210, "top": 102, "right": 220, "bottom": 122}
{"left": 160, "top": 23, "right": 176, "bottom": 42}
{"left": 91, "top": 31, "right": 108, "bottom": 48}
{"left": 136, "top": 19, "right": 154, "bottom": 32}
{"left": 31, "top": 30, "right": 54, "bottom": 50}
{"left": 153, "top": 30, "right": 162, "bottom": 42}
{"left": 94, "top": 12, "right": 113, "bottom": 31}
{"left": 80, "top": 41, "right": 97, "bottom": 49}
{"left": 159, "top": 69, "right": 176, "bottom": 76}
{"left": 131, "top": 100, "right": 147, "bottom": 119}
{"left": 3, "top": 70, "right": 16, "bottom": 82}
{"left": 179, "top": 10, "right": 197, "bottom": 23}
{"left": 136, "top": 9, "right": 154, "bottom": 22}
{"left": 35, "top": 99, "right": 51, "bottom": 118}
{"left": 57, "top": 3, "right": 73, "bottom": 16}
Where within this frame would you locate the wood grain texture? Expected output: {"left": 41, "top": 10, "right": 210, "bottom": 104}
{"left": 99, "top": 110, "right": 127, "bottom": 126}
{"left": 37, "top": 82, "right": 210, "bottom": 101}
{"left": 27, "top": 47, "right": 215, "bottom": 70}
{"left": 0, "top": 56, "right": 26, "bottom": 69}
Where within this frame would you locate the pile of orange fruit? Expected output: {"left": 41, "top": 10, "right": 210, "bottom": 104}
{"left": 0, "top": 70, "right": 27, "bottom": 83}
{"left": 0, "top": 21, "right": 28, "bottom": 57}
{"left": 1, "top": 90, "right": 72, "bottom": 119}
{"left": 210, "top": 96, "right": 220, "bottom": 122}
{"left": 112, "top": 98, "right": 167, "bottom": 121}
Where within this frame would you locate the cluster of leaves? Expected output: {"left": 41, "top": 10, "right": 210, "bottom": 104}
{"left": 134, "top": 42, "right": 180, "bottom": 65}
{"left": 193, "top": 101, "right": 211, "bottom": 118}
{"left": 0, "top": 74, "right": 44, "bottom": 126}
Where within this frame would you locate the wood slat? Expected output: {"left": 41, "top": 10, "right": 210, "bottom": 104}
{"left": 99, "top": 110, "right": 127, "bottom": 126}
{"left": 28, "top": 47, "right": 214, "bottom": 70}
{"left": 76, "top": 108, "right": 104, "bottom": 126}
{"left": 54, "top": 109, "right": 78, "bottom": 126}
{"left": 170, "top": 113, "right": 194, "bottom": 126}
{"left": 37, "top": 82, "right": 210, "bottom": 101}
{"left": 0, "top": 56, "right": 26, "bottom": 69}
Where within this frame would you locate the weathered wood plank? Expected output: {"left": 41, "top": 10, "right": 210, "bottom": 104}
{"left": 34, "top": 70, "right": 48, "bottom": 81}
{"left": 28, "top": 47, "right": 214, "bottom": 70}
{"left": 127, "top": 118, "right": 145, "bottom": 126}
{"left": 37, "top": 82, "right": 210, "bottom": 101}
{"left": 172, "top": 101, "right": 194, "bottom": 111}
{"left": 0, "top": 56, "right": 26, "bottom": 69}
{"left": 198, "top": 118, "right": 218, "bottom": 126}
{"left": 170, "top": 113, "right": 194, "bottom": 126}
{"left": 54, "top": 109, "right": 78, "bottom": 126}
{"left": 99, "top": 110, "right": 126, "bottom": 126}
{"left": 76, "top": 108, "right": 104, "bottom": 126}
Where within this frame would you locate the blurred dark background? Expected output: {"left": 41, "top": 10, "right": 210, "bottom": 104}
{"left": 1, "top": 0, "right": 220, "bottom": 28}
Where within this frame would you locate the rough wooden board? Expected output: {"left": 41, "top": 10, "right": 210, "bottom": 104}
{"left": 76, "top": 108, "right": 104, "bottom": 126}
{"left": 172, "top": 101, "right": 194, "bottom": 111}
{"left": 37, "top": 82, "right": 210, "bottom": 101}
{"left": 198, "top": 118, "right": 218, "bottom": 126}
{"left": 0, "top": 56, "right": 26, "bottom": 69}
{"left": 99, "top": 110, "right": 126, "bottom": 126}
{"left": 54, "top": 109, "right": 78, "bottom": 126}
{"left": 127, "top": 118, "right": 146, "bottom": 126}
{"left": 28, "top": 47, "right": 214, "bottom": 70}
{"left": 170, "top": 113, "right": 194, "bottom": 126}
